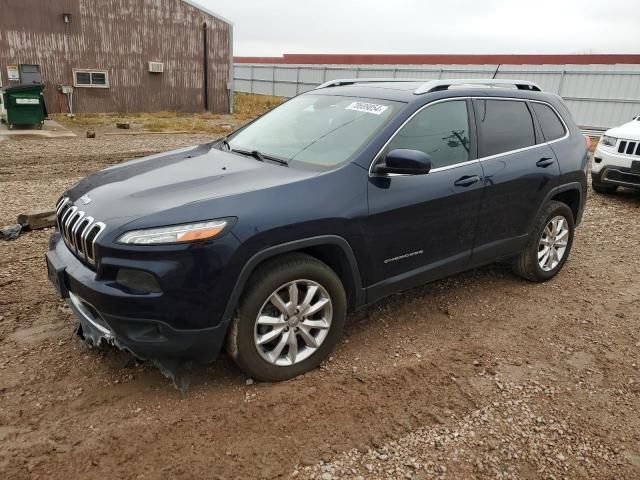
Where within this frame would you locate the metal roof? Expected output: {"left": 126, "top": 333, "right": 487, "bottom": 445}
{"left": 180, "top": 0, "right": 234, "bottom": 25}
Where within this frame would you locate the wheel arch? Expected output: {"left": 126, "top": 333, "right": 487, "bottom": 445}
{"left": 533, "top": 182, "right": 584, "bottom": 229}
{"left": 221, "top": 235, "right": 365, "bottom": 327}
{"left": 551, "top": 186, "right": 582, "bottom": 224}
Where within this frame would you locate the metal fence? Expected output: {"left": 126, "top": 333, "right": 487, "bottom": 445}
{"left": 233, "top": 63, "right": 640, "bottom": 130}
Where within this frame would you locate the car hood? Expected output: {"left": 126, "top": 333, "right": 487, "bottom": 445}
{"left": 606, "top": 119, "right": 640, "bottom": 141}
{"left": 65, "top": 143, "right": 318, "bottom": 224}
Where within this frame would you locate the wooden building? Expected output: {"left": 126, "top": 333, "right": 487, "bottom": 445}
{"left": 0, "top": 0, "right": 233, "bottom": 113}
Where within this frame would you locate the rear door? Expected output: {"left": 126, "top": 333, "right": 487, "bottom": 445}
{"left": 471, "top": 98, "right": 560, "bottom": 263}
{"left": 365, "top": 99, "right": 485, "bottom": 299}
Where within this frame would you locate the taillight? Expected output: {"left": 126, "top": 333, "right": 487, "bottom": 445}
{"left": 584, "top": 135, "right": 592, "bottom": 151}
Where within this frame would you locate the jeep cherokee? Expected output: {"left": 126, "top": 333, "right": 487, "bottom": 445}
{"left": 46, "top": 78, "right": 589, "bottom": 381}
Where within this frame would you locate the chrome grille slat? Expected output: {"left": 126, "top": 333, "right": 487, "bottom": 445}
{"left": 55, "top": 197, "right": 106, "bottom": 267}
{"left": 70, "top": 211, "right": 86, "bottom": 249}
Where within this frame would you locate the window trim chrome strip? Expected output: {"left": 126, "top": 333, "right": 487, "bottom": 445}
{"left": 368, "top": 96, "right": 571, "bottom": 177}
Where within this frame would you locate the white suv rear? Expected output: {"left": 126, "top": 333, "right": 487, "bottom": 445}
{"left": 591, "top": 116, "right": 640, "bottom": 193}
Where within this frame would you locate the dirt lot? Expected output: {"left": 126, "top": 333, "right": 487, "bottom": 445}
{"left": 1, "top": 121, "right": 639, "bottom": 480}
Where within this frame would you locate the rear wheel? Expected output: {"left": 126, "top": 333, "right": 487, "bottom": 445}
{"left": 592, "top": 182, "right": 617, "bottom": 194}
{"left": 513, "top": 200, "right": 574, "bottom": 282}
{"left": 226, "top": 253, "right": 346, "bottom": 382}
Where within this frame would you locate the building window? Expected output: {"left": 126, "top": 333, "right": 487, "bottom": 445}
{"left": 73, "top": 69, "right": 109, "bottom": 88}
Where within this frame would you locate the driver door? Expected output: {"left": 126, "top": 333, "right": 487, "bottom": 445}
{"left": 364, "top": 99, "right": 484, "bottom": 300}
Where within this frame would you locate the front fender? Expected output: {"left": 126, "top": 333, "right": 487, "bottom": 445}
{"left": 220, "top": 235, "right": 365, "bottom": 326}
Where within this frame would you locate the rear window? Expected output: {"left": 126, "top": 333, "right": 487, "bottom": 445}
{"left": 531, "top": 103, "right": 566, "bottom": 141}
{"left": 475, "top": 99, "right": 536, "bottom": 157}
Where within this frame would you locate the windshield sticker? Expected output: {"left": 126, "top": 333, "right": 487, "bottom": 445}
{"left": 346, "top": 101, "right": 388, "bottom": 115}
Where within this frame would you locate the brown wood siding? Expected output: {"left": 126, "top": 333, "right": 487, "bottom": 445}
{"left": 0, "top": 0, "right": 231, "bottom": 113}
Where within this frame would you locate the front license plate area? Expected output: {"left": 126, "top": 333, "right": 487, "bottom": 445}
{"left": 45, "top": 251, "right": 69, "bottom": 299}
{"left": 631, "top": 160, "right": 640, "bottom": 174}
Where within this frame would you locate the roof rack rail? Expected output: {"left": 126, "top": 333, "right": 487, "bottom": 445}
{"left": 315, "top": 78, "right": 420, "bottom": 89}
{"left": 414, "top": 79, "right": 542, "bottom": 94}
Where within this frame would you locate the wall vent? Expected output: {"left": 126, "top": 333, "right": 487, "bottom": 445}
{"left": 148, "top": 62, "right": 164, "bottom": 73}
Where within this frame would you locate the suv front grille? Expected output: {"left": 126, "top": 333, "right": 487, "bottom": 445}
{"left": 55, "top": 197, "right": 106, "bottom": 265}
{"left": 618, "top": 140, "right": 640, "bottom": 157}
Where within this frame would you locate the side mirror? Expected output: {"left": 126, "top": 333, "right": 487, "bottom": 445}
{"left": 373, "top": 149, "right": 432, "bottom": 175}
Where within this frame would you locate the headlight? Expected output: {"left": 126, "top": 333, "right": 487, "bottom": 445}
{"left": 600, "top": 135, "right": 618, "bottom": 148}
{"left": 117, "top": 219, "right": 229, "bottom": 245}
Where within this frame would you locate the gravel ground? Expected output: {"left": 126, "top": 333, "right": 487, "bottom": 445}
{"left": 0, "top": 127, "right": 639, "bottom": 479}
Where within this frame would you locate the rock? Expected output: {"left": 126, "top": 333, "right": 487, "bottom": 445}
{"left": 320, "top": 473, "right": 333, "bottom": 480}
{"left": 246, "top": 378, "right": 254, "bottom": 386}
{"left": 0, "top": 224, "right": 22, "bottom": 240}
{"left": 86, "top": 130, "right": 96, "bottom": 138}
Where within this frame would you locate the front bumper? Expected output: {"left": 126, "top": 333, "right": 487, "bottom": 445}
{"left": 592, "top": 166, "right": 640, "bottom": 190}
{"left": 47, "top": 232, "right": 241, "bottom": 363}
{"left": 592, "top": 144, "right": 640, "bottom": 189}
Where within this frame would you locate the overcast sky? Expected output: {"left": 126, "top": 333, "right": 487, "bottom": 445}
{"left": 197, "top": 0, "right": 640, "bottom": 57}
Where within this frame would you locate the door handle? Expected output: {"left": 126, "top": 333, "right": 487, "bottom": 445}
{"left": 454, "top": 175, "right": 481, "bottom": 187}
{"left": 536, "top": 157, "right": 555, "bottom": 168}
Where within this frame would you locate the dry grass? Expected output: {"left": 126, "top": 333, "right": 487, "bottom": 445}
{"left": 233, "top": 92, "right": 285, "bottom": 119}
{"left": 52, "top": 93, "right": 286, "bottom": 134}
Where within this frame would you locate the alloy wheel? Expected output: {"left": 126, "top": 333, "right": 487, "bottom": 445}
{"left": 538, "top": 215, "right": 569, "bottom": 272}
{"left": 253, "top": 279, "right": 333, "bottom": 366}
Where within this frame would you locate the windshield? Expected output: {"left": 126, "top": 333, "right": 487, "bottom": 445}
{"left": 227, "top": 94, "right": 400, "bottom": 169}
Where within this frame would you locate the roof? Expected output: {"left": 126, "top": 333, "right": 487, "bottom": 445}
{"left": 309, "top": 79, "right": 552, "bottom": 103}
{"left": 235, "top": 53, "right": 640, "bottom": 65}
{"left": 180, "top": 0, "right": 233, "bottom": 25}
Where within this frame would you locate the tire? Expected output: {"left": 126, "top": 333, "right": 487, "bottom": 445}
{"left": 592, "top": 182, "right": 617, "bottom": 194}
{"left": 226, "top": 253, "right": 347, "bottom": 382}
{"left": 512, "top": 200, "right": 575, "bottom": 282}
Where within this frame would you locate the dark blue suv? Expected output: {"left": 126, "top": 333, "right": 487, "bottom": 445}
{"left": 46, "top": 79, "right": 588, "bottom": 381}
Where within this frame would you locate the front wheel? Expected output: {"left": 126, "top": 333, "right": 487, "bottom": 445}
{"left": 226, "top": 253, "right": 347, "bottom": 382}
{"left": 512, "top": 200, "right": 575, "bottom": 282}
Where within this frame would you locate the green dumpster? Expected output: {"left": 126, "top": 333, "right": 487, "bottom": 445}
{"left": 0, "top": 83, "right": 48, "bottom": 129}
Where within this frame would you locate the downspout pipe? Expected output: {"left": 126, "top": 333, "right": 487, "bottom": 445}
{"left": 203, "top": 22, "right": 209, "bottom": 111}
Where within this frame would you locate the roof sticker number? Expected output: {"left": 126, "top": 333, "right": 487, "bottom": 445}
{"left": 346, "top": 101, "right": 388, "bottom": 115}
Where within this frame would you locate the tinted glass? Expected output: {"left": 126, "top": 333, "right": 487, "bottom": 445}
{"left": 532, "top": 103, "right": 566, "bottom": 141}
{"left": 75, "top": 72, "right": 91, "bottom": 85}
{"left": 476, "top": 100, "right": 535, "bottom": 157}
{"left": 228, "top": 95, "right": 399, "bottom": 169}
{"left": 91, "top": 72, "right": 107, "bottom": 85}
{"left": 387, "top": 100, "right": 470, "bottom": 168}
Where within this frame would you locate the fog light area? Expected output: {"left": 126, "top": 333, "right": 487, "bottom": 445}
{"left": 115, "top": 268, "right": 161, "bottom": 294}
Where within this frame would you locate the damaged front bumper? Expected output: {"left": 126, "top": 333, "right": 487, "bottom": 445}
{"left": 47, "top": 233, "right": 229, "bottom": 367}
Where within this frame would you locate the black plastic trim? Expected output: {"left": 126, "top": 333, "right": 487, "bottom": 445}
{"left": 221, "top": 235, "right": 366, "bottom": 325}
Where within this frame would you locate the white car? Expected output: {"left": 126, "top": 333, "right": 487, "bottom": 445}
{"left": 592, "top": 116, "right": 640, "bottom": 193}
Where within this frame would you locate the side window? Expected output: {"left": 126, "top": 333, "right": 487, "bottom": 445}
{"left": 475, "top": 100, "right": 535, "bottom": 157}
{"left": 531, "top": 103, "right": 566, "bottom": 141}
{"left": 387, "top": 100, "right": 470, "bottom": 169}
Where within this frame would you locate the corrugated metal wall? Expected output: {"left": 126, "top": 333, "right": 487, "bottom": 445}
{"left": 234, "top": 63, "right": 640, "bottom": 129}
{"left": 0, "top": 0, "right": 232, "bottom": 113}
